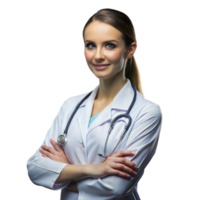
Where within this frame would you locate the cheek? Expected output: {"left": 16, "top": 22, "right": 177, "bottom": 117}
{"left": 84, "top": 49, "right": 124, "bottom": 66}
{"left": 84, "top": 50, "right": 93, "bottom": 62}
{"left": 107, "top": 50, "right": 123, "bottom": 63}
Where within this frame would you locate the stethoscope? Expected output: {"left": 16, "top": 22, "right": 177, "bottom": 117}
{"left": 57, "top": 80, "right": 137, "bottom": 158}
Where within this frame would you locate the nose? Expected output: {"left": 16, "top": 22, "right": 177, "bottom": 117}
{"left": 94, "top": 47, "right": 105, "bottom": 60}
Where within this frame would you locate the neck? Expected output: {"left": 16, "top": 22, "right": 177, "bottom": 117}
{"left": 96, "top": 74, "right": 127, "bottom": 103}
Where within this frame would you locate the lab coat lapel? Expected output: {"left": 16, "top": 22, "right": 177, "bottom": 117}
{"left": 77, "top": 79, "right": 136, "bottom": 151}
{"left": 77, "top": 84, "right": 99, "bottom": 149}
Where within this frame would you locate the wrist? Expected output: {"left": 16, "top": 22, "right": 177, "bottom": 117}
{"left": 84, "top": 164, "right": 99, "bottom": 179}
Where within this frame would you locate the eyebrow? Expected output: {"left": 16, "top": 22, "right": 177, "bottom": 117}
{"left": 84, "top": 40, "right": 119, "bottom": 44}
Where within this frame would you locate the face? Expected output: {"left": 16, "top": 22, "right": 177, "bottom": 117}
{"left": 84, "top": 20, "right": 136, "bottom": 80}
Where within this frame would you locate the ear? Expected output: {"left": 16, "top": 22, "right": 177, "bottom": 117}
{"left": 125, "top": 42, "right": 137, "bottom": 59}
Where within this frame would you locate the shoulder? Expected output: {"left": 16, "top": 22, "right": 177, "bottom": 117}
{"left": 134, "top": 91, "right": 162, "bottom": 123}
{"left": 60, "top": 91, "right": 90, "bottom": 112}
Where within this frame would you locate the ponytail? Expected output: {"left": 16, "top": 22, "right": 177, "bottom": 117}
{"left": 125, "top": 56, "right": 144, "bottom": 96}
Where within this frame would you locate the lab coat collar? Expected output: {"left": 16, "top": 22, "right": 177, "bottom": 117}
{"left": 77, "top": 78, "right": 136, "bottom": 148}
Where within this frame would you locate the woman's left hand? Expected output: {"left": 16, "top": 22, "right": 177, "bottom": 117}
{"left": 39, "top": 139, "right": 70, "bottom": 164}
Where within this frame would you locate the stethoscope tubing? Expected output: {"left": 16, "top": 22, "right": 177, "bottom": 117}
{"left": 56, "top": 80, "right": 161, "bottom": 197}
{"left": 58, "top": 81, "right": 137, "bottom": 158}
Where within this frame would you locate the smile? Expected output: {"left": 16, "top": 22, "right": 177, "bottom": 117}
{"left": 93, "top": 64, "right": 110, "bottom": 70}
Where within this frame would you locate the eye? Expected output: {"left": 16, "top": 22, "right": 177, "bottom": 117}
{"left": 85, "top": 43, "right": 116, "bottom": 49}
{"left": 86, "top": 43, "right": 95, "bottom": 49}
{"left": 106, "top": 43, "right": 116, "bottom": 49}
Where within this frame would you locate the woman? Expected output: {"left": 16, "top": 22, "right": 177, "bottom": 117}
{"left": 27, "top": 8, "right": 162, "bottom": 200}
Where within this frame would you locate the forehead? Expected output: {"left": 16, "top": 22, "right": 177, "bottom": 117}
{"left": 84, "top": 21, "right": 123, "bottom": 42}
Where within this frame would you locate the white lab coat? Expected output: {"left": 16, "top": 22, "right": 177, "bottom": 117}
{"left": 27, "top": 79, "right": 162, "bottom": 200}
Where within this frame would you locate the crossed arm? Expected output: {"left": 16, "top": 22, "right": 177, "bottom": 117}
{"left": 65, "top": 179, "right": 136, "bottom": 193}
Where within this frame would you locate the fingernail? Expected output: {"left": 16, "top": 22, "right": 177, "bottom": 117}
{"left": 133, "top": 171, "right": 137, "bottom": 176}
{"left": 127, "top": 174, "right": 131, "bottom": 178}
{"left": 134, "top": 166, "right": 139, "bottom": 170}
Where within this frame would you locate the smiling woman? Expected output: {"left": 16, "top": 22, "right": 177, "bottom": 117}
{"left": 82, "top": 10, "right": 143, "bottom": 96}
{"left": 26, "top": 8, "right": 162, "bottom": 200}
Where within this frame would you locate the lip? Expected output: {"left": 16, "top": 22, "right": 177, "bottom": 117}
{"left": 93, "top": 64, "right": 110, "bottom": 70}
{"left": 93, "top": 63, "right": 110, "bottom": 66}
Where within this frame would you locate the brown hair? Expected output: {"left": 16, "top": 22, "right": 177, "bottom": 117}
{"left": 82, "top": 8, "right": 144, "bottom": 96}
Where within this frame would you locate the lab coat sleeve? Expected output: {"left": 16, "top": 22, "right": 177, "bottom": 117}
{"left": 26, "top": 98, "right": 72, "bottom": 190}
{"left": 76, "top": 104, "right": 162, "bottom": 200}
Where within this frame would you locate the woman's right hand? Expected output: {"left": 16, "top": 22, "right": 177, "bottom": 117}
{"left": 90, "top": 150, "right": 138, "bottom": 179}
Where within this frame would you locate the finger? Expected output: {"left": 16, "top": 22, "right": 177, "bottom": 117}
{"left": 50, "top": 139, "right": 63, "bottom": 152}
{"left": 111, "top": 150, "right": 135, "bottom": 158}
{"left": 115, "top": 150, "right": 138, "bottom": 171}
{"left": 42, "top": 154, "right": 48, "bottom": 158}
{"left": 120, "top": 157, "right": 138, "bottom": 171}
{"left": 41, "top": 144, "right": 57, "bottom": 155}
{"left": 121, "top": 150, "right": 135, "bottom": 155}
{"left": 111, "top": 157, "right": 137, "bottom": 176}
{"left": 39, "top": 148, "right": 48, "bottom": 155}
{"left": 114, "top": 167, "right": 131, "bottom": 179}
{"left": 39, "top": 148, "right": 54, "bottom": 159}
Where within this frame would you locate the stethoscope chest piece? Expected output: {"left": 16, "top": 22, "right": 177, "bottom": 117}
{"left": 57, "top": 135, "right": 67, "bottom": 145}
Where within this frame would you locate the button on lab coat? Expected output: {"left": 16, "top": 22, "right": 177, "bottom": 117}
{"left": 27, "top": 79, "right": 162, "bottom": 200}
